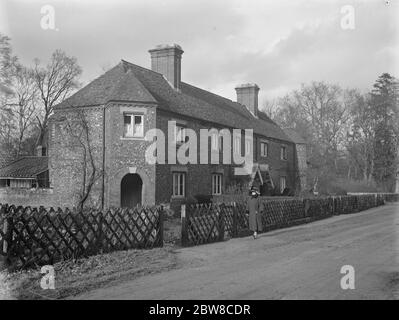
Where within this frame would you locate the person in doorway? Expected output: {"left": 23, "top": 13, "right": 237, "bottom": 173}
{"left": 246, "top": 186, "right": 263, "bottom": 239}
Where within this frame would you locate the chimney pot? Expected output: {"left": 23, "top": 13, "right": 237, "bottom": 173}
{"left": 149, "top": 44, "right": 184, "bottom": 90}
{"left": 235, "top": 83, "right": 260, "bottom": 117}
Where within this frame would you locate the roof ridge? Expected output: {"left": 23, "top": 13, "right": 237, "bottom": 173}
{"left": 181, "top": 82, "right": 237, "bottom": 105}
{"left": 121, "top": 59, "right": 164, "bottom": 77}
{"left": 180, "top": 82, "right": 252, "bottom": 119}
{"left": 5, "top": 156, "right": 49, "bottom": 164}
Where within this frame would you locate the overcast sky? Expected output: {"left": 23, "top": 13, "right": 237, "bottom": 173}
{"left": 1, "top": 0, "right": 398, "bottom": 105}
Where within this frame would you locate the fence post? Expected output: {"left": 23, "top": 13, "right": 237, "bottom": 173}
{"left": 158, "top": 206, "right": 164, "bottom": 247}
{"left": 232, "top": 202, "right": 238, "bottom": 238}
{"left": 4, "top": 215, "right": 13, "bottom": 267}
{"left": 0, "top": 205, "right": 10, "bottom": 269}
{"left": 218, "top": 205, "right": 225, "bottom": 242}
{"left": 97, "top": 212, "right": 104, "bottom": 254}
{"left": 304, "top": 199, "right": 310, "bottom": 218}
{"left": 331, "top": 196, "right": 337, "bottom": 215}
{"left": 181, "top": 204, "right": 188, "bottom": 246}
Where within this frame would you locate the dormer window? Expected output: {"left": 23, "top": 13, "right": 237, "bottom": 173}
{"left": 124, "top": 114, "right": 144, "bottom": 137}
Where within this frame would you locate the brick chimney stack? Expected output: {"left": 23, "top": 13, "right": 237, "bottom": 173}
{"left": 149, "top": 44, "right": 184, "bottom": 90}
{"left": 235, "top": 83, "right": 260, "bottom": 117}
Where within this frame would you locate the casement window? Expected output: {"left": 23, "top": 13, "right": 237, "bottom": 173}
{"left": 233, "top": 136, "right": 241, "bottom": 155}
{"left": 212, "top": 174, "right": 223, "bottom": 195}
{"left": 175, "top": 125, "right": 186, "bottom": 144}
{"left": 172, "top": 172, "right": 186, "bottom": 197}
{"left": 280, "top": 176, "right": 287, "bottom": 194}
{"left": 9, "top": 179, "right": 32, "bottom": 189}
{"left": 260, "top": 142, "right": 268, "bottom": 157}
{"left": 124, "top": 114, "right": 144, "bottom": 137}
{"left": 280, "top": 145, "right": 287, "bottom": 160}
{"left": 211, "top": 132, "right": 219, "bottom": 151}
{"left": 245, "top": 138, "right": 252, "bottom": 156}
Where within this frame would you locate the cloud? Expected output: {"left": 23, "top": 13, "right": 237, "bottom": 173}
{"left": 1, "top": 0, "right": 398, "bottom": 103}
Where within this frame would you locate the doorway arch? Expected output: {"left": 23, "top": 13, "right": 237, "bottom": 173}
{"left": 120, "top": 173, "right": 143, "bottom": 208}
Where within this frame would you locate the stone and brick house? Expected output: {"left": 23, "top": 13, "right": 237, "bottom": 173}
{"left": 46, "top": 44, "right": 307, "bottom": 209}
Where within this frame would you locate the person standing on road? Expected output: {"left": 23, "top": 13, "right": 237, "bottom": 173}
{"left": 246, "top": 186, "right": 263, "bottom": 239}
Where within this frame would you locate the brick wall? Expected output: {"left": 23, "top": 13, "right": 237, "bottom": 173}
{"left": 104, "top": 102, "right": 157, "bottom": 207}
{"left": 49, "top": 103, "right": 299, "bottom": 209}
{"left": 50, "top": 103, "right": 158, "bottom": 208}
{"left": 155, "top": 110, "right": 297, "bottom": 206}
{"left": 49, "top": 106, "right": 105, "bottom": 208}
{"left": 0, "top": 188, "right": 57, "bottom": 208}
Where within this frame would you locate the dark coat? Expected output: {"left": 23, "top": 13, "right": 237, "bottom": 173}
{"left": 246, "top": 196, "right": 263, "bottom": 232}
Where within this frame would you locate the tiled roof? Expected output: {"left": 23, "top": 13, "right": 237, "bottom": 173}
{"left": 57, "top": 60, "right": 292, "bottom": 142}
{"left": 0, "top": 157, "right": 48, "bottom": 179}
{"left": 0, "top": 153, "right": 14, "bottom": 169}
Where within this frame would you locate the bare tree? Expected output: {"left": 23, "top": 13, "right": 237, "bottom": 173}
{"left": 260, "top": 98, "right": 280, "bottom": 120}
{"left": 346, "top": 92, "right": 376, "bottom": 182}
{"left": 273, "top": 82, "right": 354, "bottom": 192}
{"left": 4, "top": 62, "right": 39, "bottom": 156}
{"left": 0, "top": 33, "right": 17, "bottom": 82}
{"left": 63, "top": 109, "right": 101, "bottom": 210}
{"left": 34, "top": 50, "right": 82, "bottom": 148}
{"left": 0, "top": 33, "right": 20, "bottom": 158}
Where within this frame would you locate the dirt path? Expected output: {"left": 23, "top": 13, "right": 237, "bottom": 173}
{"left": 75, "top": 203, "right": 399, "bottom": 300}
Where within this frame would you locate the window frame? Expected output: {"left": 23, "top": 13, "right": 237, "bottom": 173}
{"left": 211, "top": 173, "right": 223, "bottom": 195}
{"left": 123, "top": 113, "right": 144, "bottom": 138}
{"left": 233, "top": 136, "right": 241, "bottom": 155}
{"left": 280, "top": 176, "right": 287, "bottom": 194}
{"left": 174, "top": 124, "right": 187, "bottom": 145}
{"left": 260, "top": 141, "right": 269, "bottom": 157}
{"left": 280, "top": 145, "right": 288, "bottom": 161}
{"left": 211, "top": 132, "right": 219, "bottom": 151}
{"left": 172, "top": 172, "right": 186, "bottom": 197}
{"left": 245, "top": 138, "right": 252, "bottom": 156}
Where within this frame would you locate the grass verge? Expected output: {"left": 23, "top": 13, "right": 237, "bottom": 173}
{"left": 1, "top": 244, "right": 179, "bottom": 300}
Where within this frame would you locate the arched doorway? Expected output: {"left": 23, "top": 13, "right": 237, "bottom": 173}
{"left": 121, "top": 173, "right": 143, "bottom": 208}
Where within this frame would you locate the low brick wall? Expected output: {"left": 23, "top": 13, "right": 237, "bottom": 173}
{"left": 0, "top": 188, "right": 57, "bottom": 208}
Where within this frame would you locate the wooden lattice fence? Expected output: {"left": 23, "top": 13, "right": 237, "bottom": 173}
{"left": 182, "top": 193, "right": 398, "bottom": 247}
{"left": 0, "top": 204, "right": 163, "bottom": 269}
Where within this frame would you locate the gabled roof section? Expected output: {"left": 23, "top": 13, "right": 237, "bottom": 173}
{"left": 0, "top": 157, "right": 49, "bottom": 179}
{"left": 56, "top": 62, "right": 156, "bottom": 108}
{"left": 120, "top": 61, "right": 291, "bottom": 141}
{"left": 55, "top": 59, "right": 292, "bottom": 142}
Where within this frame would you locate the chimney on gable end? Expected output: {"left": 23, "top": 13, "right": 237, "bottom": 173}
{"left": 149, "top": 44, "right": 184, "bottom": 90}
{"left": 235, "top": 83, "right": 260, "bottom": 117}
